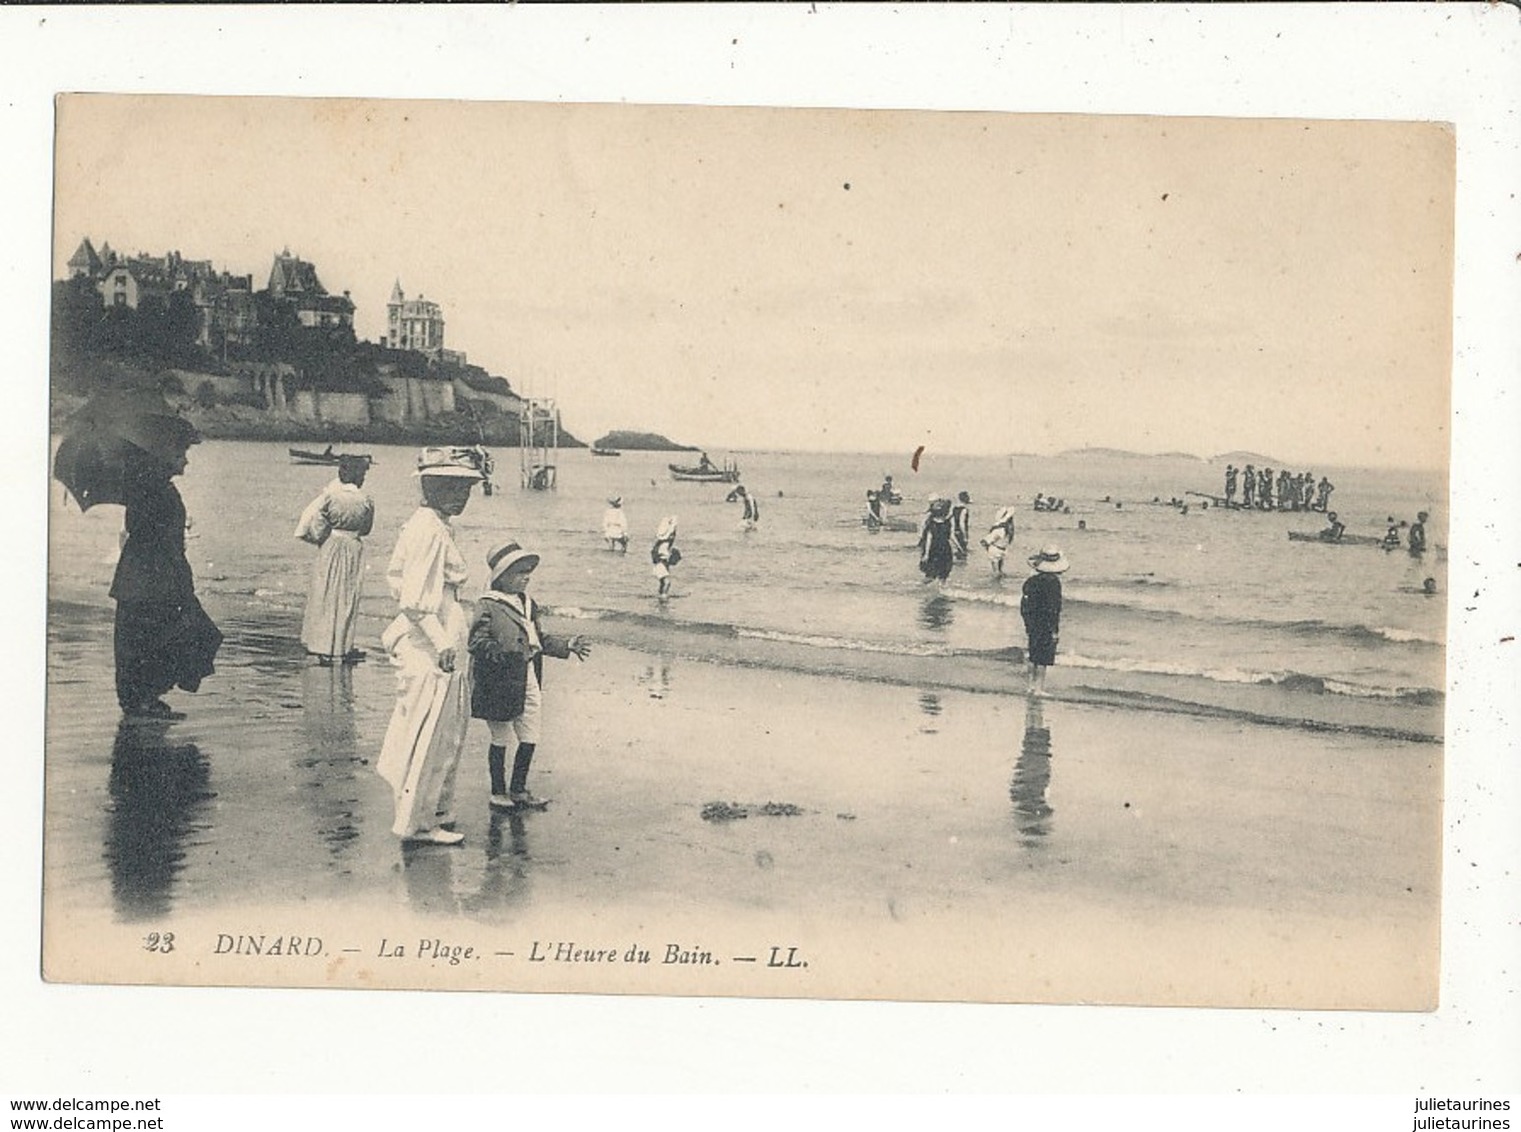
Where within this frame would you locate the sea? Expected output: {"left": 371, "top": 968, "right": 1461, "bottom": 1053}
{"left": 46, "top": 441, "right": 1448, "bottom": 743}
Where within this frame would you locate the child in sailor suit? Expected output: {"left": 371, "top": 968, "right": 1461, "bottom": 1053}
{"left": 468, "top": 542, "right": 590, "bottom": 811}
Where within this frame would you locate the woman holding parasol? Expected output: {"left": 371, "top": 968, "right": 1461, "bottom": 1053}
{"left": 55, "top": 387, "right": 222, "bottom": 719}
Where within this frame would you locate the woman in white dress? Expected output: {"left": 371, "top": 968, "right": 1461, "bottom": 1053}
{"left": 375, "top": 447, "right": 486, "bottom": 846}
{"left": 295, "top": 455, "right": 374, "bottom": 663}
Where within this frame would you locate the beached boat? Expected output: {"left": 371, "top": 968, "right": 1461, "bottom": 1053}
{"left": 289, "top": 447, "right": 372, "bottom": 467}
{"left": 1287, "top": 530, "right": 1390, "bottom": 547}
{"left": 669, "top": 459, "right": 740, "bottom": 483}
{"left": 590, "top": 446, "right": 621, "bottom": 457}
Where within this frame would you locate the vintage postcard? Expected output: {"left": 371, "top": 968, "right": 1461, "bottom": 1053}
{"left": 44, "top": 94, "right": 1453, "bottom": 1009}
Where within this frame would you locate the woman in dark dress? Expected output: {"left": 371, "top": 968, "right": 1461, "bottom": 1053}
{"left": 918, "top": 497, "right": 955, "bottom": 583}
{"left": 1020, "top": 544, "right": 1068, "bottom": 696}
{"left": 110, "top": 434, "right": 222, "bottom": 719}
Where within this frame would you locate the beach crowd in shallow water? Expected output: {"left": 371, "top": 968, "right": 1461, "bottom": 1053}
{"left": 68, "top": 418, "right": 1440, "bottom": 850}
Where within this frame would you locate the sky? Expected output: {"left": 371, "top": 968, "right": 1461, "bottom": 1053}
{"left": 53, "top": 96, "right": 1454, "bottom": 469}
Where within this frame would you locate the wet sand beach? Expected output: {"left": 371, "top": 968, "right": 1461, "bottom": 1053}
{"left": 43, "top": 588, "right": 1440, "bottom": 1008}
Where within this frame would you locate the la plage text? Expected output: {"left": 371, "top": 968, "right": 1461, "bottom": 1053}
{"left": 208, "top": 933, "right": 806, "bottom": 969}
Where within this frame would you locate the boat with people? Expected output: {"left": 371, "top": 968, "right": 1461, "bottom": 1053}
{"left": 590, "top": 446, "right": 621, "bottom": 457}
{"left": 669, "top": 453, "right": 740, "bottom": 483}
{"left": 289, "top": 446, "right": 372, "bottom": 467}
{"left": 1287, "top": 530, "right": 1387, "bottom": 547}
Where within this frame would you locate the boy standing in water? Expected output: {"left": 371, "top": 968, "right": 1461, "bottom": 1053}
{"left": 1020, "top": 544, "right": 1068, "bottom": 696}
{"left": 469, "top": 541, "right": 591, "bottom": 811}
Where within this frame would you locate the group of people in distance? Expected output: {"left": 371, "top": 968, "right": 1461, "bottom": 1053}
{"left": 1031, "top": 493, "right": 1070, "bottom": 513}
{"left": 1224, "top": 464, "right": 1334, "bottom": 512}
{"left": 1313, "top": 508, "right": 1430, "bottom": 557}
{"left": 600, "top": 483, "right": 758, "bottom": 600}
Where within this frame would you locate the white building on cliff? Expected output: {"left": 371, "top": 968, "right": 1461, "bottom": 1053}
{"left": 386, "top": 280, "right": 460, "bottom": 362}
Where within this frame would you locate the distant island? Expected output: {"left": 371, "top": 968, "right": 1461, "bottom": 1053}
{"left": 1211, "top": 450, "right": 1290, "bottom": 467}
{"left": 1058, "top": 446, "right": 1203, "bottom": 461}
{"left": 593, "top": 430, "right": 697, "bottom": 452}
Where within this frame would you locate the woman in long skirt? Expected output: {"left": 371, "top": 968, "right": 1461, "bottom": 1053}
{"left": 111, "top": 430, "right": 221, "bottom": 719}
{"left": 375, "top": 447, "right": 485, "bottom": 846}
{"left": 296, "top": 455, "right": 375, "bottom": 663}
{"left": 918, "top": 496, "right": 955, "bottom": 583}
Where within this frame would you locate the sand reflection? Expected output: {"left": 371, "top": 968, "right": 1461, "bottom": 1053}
{"left": 1010, "top": 698, "right": 1054, "bottom": 845}
{"left": 296, "top": 665, "right": 366, "bottom": 865}
{"left": 918, "top": 593, "right": 954, "bottom": 631}
{"left": 402, "top": 811, "right": 534, "bottom": 918}
{"left": 467, "top": 811, "right": 533, "bottom": 914}
{"left": 104, "top": 719, "right": 213, "bottom": 921}
{"left": 917, "top": 690, "right": 943, "bottom": 734}
{"left": 638, "top": 658, "right": 673, "bottom": 700}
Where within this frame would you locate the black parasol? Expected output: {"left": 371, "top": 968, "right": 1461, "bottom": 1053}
{"left": 53, "top": 386, "right": 200, "bottom": 511}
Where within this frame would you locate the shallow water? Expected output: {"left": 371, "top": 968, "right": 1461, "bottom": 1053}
{"left": 48, "top": 440, "right": 1448, "bottom": 738}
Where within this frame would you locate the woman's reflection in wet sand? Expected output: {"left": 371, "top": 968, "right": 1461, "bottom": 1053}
{"left": 918, "top": 592, "right": 954, "bottom": 632}
{"left": 917, "top": 690, "right": 943, "bottom": 734}
{"left": 1010, "top": 698, "right": 1054, "bottom": 846}
{"left": 104, "top": 718, "right": 213, "bottom": 921}
{"left": 297, "top": 665, "right": 366, "bottom": 867}
{"left": 399, "top": 840, "right": 461, "bottom": 917}
{"left": 402, "top": 810, "right": 534, "bottom": 919}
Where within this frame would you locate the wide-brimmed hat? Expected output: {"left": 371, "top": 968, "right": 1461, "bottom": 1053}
{"left": 991, "top": 506, "right": 1017, "bottom": 528}
{"left": 1029, "top": 544, "right": 1069, "bottom": 573}
{"left": 487, "top": 540, "right": 540, "bottom": 582}
{"left": 414, "top": 446, "right": 486, "bottom": 479}
{"left": 655, "top": 515, "right": 678, "bottom": 540}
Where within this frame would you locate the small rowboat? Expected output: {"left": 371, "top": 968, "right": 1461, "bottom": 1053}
{"left": 669, "top": 459, "right": 740, "bottom": 483}
{"left": 590, "top": 446, "right": 621, "bottom": 457}
{"left": 289, "top": 447, "right": 372, "bottom": 467}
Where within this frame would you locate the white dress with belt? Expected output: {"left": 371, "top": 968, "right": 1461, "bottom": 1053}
{"left": 375, "top": 505, "right": 472, "bottom": 838}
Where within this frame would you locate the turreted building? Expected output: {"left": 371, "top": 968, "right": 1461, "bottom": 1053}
{"left": 385, "top": 280, "right": 452, "bottom": 360}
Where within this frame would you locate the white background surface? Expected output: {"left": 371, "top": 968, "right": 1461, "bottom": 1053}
{"left": 3, "top": 3, "right": 1517, "bottom": 1101}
